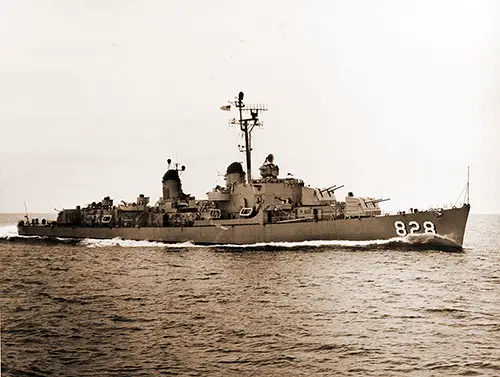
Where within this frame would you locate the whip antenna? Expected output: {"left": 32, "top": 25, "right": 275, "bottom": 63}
{"left": 24, "top": 201, "right": 29, "bottom": 223}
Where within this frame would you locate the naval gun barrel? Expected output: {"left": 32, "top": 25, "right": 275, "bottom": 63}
{"left": 320, "top": 185, "right": 344, "bottom": 194}
{"left": 365, "top": 198, "right": 390, "bottom": 205}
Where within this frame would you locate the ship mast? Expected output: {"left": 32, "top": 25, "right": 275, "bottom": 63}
{"left": 225, "top": 91, "right": 267, "bottom": 183}
{"left": 235, "top": 92, "right": 252, "bottom": 181}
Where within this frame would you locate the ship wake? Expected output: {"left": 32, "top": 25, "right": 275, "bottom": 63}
{"left": 212, "top": 233, "right": 463, "bottom": 252}
{"left": 79, "top": 238, "right": 197, "bottom": 249}
{"left": 0, "top": 225, "right": 81, "bottom": 246}
{"left": 0, "top": 225, "right": 199, "bottom": 248}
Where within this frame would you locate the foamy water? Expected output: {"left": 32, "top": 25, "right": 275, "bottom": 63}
{"left": 0, "top": 224, "right": 18, "bottom": 238}
{"left": 79, "top": 238, "right": 198, "bottom": 248}
{"left": 214, "top": 233, "right": 460, "bottom": 249}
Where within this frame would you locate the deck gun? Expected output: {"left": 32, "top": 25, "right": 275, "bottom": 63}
{"left": 319, "top": 185, "right": 344, "bottom": 196}
{"left": 364, "top": 198, "right": 390, "bottom": 205}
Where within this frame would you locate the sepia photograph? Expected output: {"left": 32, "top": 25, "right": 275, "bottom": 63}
{"left": 1, "top": 1, "right": 499, "bottom": 376}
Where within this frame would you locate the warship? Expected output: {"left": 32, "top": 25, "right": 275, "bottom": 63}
{"left": 18, "top": 92, "right": 470, "bottom": 248}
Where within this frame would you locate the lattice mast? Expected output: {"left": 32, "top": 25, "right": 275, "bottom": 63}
{"left": 222, "top": 91, "right": 267, "bottom": 183}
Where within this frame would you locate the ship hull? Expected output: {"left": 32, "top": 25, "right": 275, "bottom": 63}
{"left": 18, "top": 205, "right": 470, "bottom": 247}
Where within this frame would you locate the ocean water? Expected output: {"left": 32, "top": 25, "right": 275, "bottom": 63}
{"left": 1, "top": 213, "right": 499, "bottom": 376}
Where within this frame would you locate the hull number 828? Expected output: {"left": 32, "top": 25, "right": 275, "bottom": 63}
{"left": 394, "top": 221, "right": 436, "bottom": 237}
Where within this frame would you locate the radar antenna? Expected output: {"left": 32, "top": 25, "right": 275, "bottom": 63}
{"left": 221, "top": 92, "right": 268, "bottom": 183}
{"left": 166, "top": 158, "right": 186, "bottom": 174}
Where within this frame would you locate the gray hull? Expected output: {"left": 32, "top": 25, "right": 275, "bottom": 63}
{"left": 18, "top": 205, "right": 470, "bottom": 247}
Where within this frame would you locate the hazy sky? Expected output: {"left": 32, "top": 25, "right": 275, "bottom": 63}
{"left": 1, "top": 0, "right": 499, "bottom": 214}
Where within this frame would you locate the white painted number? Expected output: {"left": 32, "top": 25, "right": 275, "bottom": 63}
{"left": 408, "top": 221, "right": 420, "bottom": 234}
{"left": 423, "top": 221, "right": 436, "bottom": 234}
{"left": 394, "top": 221, "right": 407, "bottom": 236}
{"left": 394, "top": 221, "right": 436, "bottom": 237}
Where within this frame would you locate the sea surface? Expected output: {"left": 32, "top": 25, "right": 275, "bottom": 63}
{"left": 1, "top": 213, "right": 499, "bottom": 376}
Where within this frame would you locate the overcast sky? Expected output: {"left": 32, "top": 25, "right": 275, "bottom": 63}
{"left": 1, "top": 0, "right": 499, "bottom": 214}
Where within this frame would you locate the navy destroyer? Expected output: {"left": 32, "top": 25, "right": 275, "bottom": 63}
{"left": 18, "top": 92, "right": 470, "bottom": 247}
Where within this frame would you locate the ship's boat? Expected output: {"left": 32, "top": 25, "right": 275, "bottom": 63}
{"left": 18, "top": 92, "right": 470, "bottom": 248}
